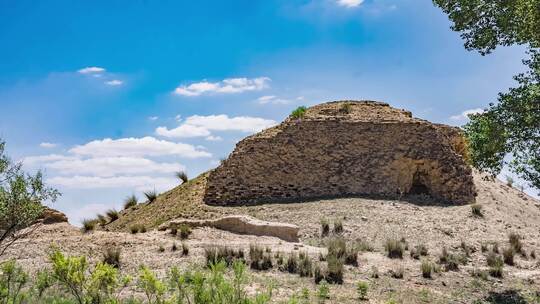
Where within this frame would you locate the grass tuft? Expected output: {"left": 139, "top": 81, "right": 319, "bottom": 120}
{"left": 291, "top": 106, "right": 307, "bottom": 119}
{"left": 176, "top": 170, "right": 189, "bottom": 183}
{"left": 384, "top": 239, "right": 404, "bottom": 259}
{"left": 81, "top": 219, "right": 96, "bottom": 233}
{"left": 105, "top": 209, "right": 119, "bottom": 222}
{"left": 144, "top": 190, "right": 158, "bottom": 203}
{"left": 471, "top": 204, "right": 483, "bottom": 217}
{"left": 102, "top": 247, "right": 121, "bottom": 268}
{"left": 123, "top": 194, "right": 138, "bottom": 210}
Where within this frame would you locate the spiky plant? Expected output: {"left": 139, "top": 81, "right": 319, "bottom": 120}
{"left": 176, "top": 170, "right": 189, "bottom": 184}
{"left": 81, "top": 219, "right": 96, "bottom": 233}
{"left": 106, "top": 209, "right": 119, "bottom": 222}
{"left": 144, "top": 190, "right": 158, "bottom": 203}
{"left": 123, "top": 194, "right": 138, "bottom": 210}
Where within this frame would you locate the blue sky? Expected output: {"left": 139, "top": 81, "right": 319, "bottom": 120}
{"left": 0, "top": 0, "right": 531, "bottom": 224}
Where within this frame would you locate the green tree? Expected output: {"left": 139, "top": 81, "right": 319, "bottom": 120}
{"left": 433, "top": 0, "right": 540, "bottom": 190}
{"left": 0, "top": 139, "right": 60, "bottom": 256}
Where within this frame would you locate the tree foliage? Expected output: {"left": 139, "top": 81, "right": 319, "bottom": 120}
{"left": 0, "top": 139, "right": 60, "bottom": 256}
{"left": 433, "top": 0, "right": 540, "bottom": 190}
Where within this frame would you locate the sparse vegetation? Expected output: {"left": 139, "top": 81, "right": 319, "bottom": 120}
{"left": 471, "top": 204, "right": 483, "bottom": 217}
{"left": 341, "top": 103, "right": 352, "bottom": 114}
{"left": 320, "top": 218, "right": 330, "bottom": 237}
{"left": 385, "top": 239, "right": 404, "bottom": 259}
{"left": 205, "top": 246, "right": 245, "bottom": 267}
{"left": 356, "top": 281, "right": 369, "bottom": 300}
{"left": 106, "top": 209, "right": 119, "bottom": 222}
{"left": 487, "top": 253, "right": 504, "bottom": 278}
{"left": 317, "top": 280, "right": 330, "bottom": 302}
{"left": 176, "top": 170, "right": 189, "bottom": 183}
{"left": 171, "top": 242, "right": 177, "bottom": 252}
{"left": 249, "top": 244, "right": 273, "bottom": 271}
{"left": 103, "top": 247, "right": 121, "bottom": 268}
{"left": 181, "top": 242, "right": 189, "bottom": 256}
{"left": 333, "top": 219, "right": 343, "bottom": 234}
{"left": 438, "top": 247, "right": 465, "bottom": 271}
{"left": 410, "top": 244, "right": 429, "bottom": 259}
{"left": 144, "top": 190, "right": 158, "bottom": 203}
{"left": 325, "top": 254, "right": 344, "bottom": 284}
{"left": 123, "top": 194, "right": 137, "bottom": 209}
{"left": 389, "top": 265, "right": 404, "bottom": 279}
{"left": 158, "top": 245, "right": 165, "bottom": 252}
{"left": 298, "top": 252, "right": 313, "bottom": 277}
{"left": 370, "top": 266, "right": 379, "bottom": 279}
{"left": 81, "top": 219, "right": 96, "bottom": 233}
{"left": 179, "top": 224, "right": 192, "bottom": 239}
{"left": 421, "top": 260, "right": 433, "bottom": 278}
{"left": 291, "top": 106, "right": 307, "bottom": 119}
{"left": 508, "top": 232, "right": 523, "bottom": 254}
{"left": 502, "top": 247, "right": 515, "bottom": 265}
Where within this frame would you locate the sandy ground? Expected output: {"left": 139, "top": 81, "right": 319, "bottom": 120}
{"left": 4, "top": 173, "right": 540, "bottom": 303}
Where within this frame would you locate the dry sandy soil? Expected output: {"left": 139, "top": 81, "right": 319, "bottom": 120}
{"left": 4, "top": 172, "right": 540, "bottom": 303}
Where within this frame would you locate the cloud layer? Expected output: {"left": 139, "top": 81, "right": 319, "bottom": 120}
{"left": 173, "top": 77, "right": 271, "bottom": 96}
{"left": 336, "top": 0, "right": 364, "bottom": 8}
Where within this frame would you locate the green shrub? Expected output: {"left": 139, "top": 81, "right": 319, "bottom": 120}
{"left": 176, "top": 170, "right": 188, "bottom": 183}
{"left": 317, "top": 280, "right": 330, "bottom": 302}
{"left": 471, "top": 204, "right": 483, "bottom": 217}
{"left": 385, "top": 239, "right": 404, "bottom": 259}
{"left": 356, "top": 281, "right": 369, "bottom": 300}
{"left": 320, "top": 218, "right": 330, "bottom": 237}
{"left": 410, "top": 244, "right": 429, "bottom": 259}
{"left": 105, "top": 209, "right": 119, "bottom": 222}
{"left": 81, "top": 219, "right": 96, "bottom": 233}
{"left": 144, "top": 190, "right": 158, "bottom": 203}
{"left": 0, "top": 260, "right": 29, "bottom": 303}
{"left": 325, "top": 254, "right": 344, "bottom": 284}
{"left": 291, "top": 106, "right": 307, "bottom": 119}
{"left": 503, "top": 247, "right": 515, "bottom": 265}
{"left": 102, "top": 247, "right": 121, "bottom": 269}
{"left": 179, "top": 224, "right": 192, "bottom": 239}
{"left": 137, "top": 266, "right": 166, "bottom": 304}
{"left": 123, "top": 195, "right": 137, "bottom": 210}
{"left": 421, "top": 260, "right": 433, "bottom": 278}
{"left": 333, "top": 219, "right": 343, "bottom": 234}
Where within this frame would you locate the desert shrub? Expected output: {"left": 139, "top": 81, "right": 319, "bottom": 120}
{"left": 249, "top": 244, "right": 272, "bottom": 271}
{"left": 389, "top": 265, "right": 404, "bottom": 279}
{"left": 102, "top": 247, "right": 121, "bottom": 269}
{"left": 286, "top": 253, "right": 298, "bottom": 274}
{"left": 320, "top": 218, "right": 330, "bottom": 237}
{"left": 326, "top": 238, "right": 346, "bottom": 258}
{"left": 438, "top": 248, "right": 464, "bottom": 271}
{"left": 313, "top": 264, "right": 324, "bottom": 284}
{"left": 205, "top": 246, "right": 245, "bottom": 267}
{"left": 460, "top": 241, "right": 475, "bottom": 257}
{"left": 140, "top": 226, "right": 147, "bottom": 233}
{"left": 344, "top": 245, "right": 359, "bottom": 266}
{"left": 298, "top": 253, "right": 313, "bottom": 277}
{"left": 170, "top": 227, "right": 178, "bottom": 236}
{"left": 410, "top": 244, "right": 429, "bottom": 259}
{"left": 181, "top": 243, "right": 189, "bottom": 256}
{"left": 488, "top": 255, "right": 504, "bottom": 278}
{"left": 105, "top": 209, "right": 119, "bottom": 222}
{"left": 333, "top": 219, "right": 343, "bottom": 234}
{"left": 176, "top": 170, "right": 188, "bottom": 183}
{"left": 81, "top": 219, "right": 96, "bottom": 233}
{"left": 503, "top": 247, "right": 515, "bottom": 265}
{"left": 370, "top": 266, "right": 379, "bottom": 279}
{"left": 385, "top": 239, "right": 404, "bottom": 259}
{"left": 0, "top": 260, "right": 29, "bottom": 303}
{"left": 325, "top": 254, "right": 344, "bottom": 284}
{"left": 341, "top": 103, "right": 352, "bottom": 114}
{"left": 144, "top": 190, "right": 158, "bottom": 203}
{"left": 471, "top": 204, "right": 483, "bottom": 217}
{"left": 357, "top": 239, "right": 374, "bottom": 252}
{"left": 137, "top": 266, "right": 166, "bottom": 304}
{"left": 486, "top": 251, "right": 501, "bottom": 267}
{"left": 123, "top": 194, "right": 137, "bottom": 210}
{"left": 96, "top": 214, "right": 107, "bottom": 226}
{"left": 179, "top": 224, "right": 192, "bottom": 239}
{"left": 508, "top": 232, "right": 523, "bottom": 254}
{"left": 129, "top": 225, "right": 140, "bottom": 234}
{"left": 158, "top": 245, "right": 165, "bottom": 253}
{"left": 399, "top": 237, "right": 409, "bottom": 251}
{"left": 421, "top": 260, "right": 433, "bottom": 279}
{"left": 317, "top": 280, "right": 330, "bottom": 302}
{"left": 357, "top": 281, "right": 368, "bottom": 300}
{"left": 291, "top": 106, "right": 307, "bottom": 119}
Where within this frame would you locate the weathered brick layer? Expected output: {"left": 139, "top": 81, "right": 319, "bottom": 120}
{"left": 204, "top": 101, "right": 476, "bottom": 205}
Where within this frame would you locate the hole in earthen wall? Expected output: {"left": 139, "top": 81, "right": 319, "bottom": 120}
{"left": 408, "top": 171, "right": 431, "bottom": 195}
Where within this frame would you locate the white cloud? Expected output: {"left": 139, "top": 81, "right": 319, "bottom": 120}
{"left": 105, "top": 79, "right": 123, "bottom": 86}
{"left": 257, "top": 95, "right": 292, "bottom": 105}
{"left": 450, "top": 108, "right": 484, "bottom": 121}
{"left": 155, "top": 115, "right": 277, "bottom": 139}
{"left": 155, "top": 124, "right": 211, "bottom": 138}
{"left": 205, "top": 135, "right": 223, "bottom": 141}
{"left": 39, "top": 142, "right": 57, "bottom": 148}
{"left": 48, "top": 175, "right": 177, "bottom": 191}
{"left": 24, "top": 154, "right": 78, "bottom": 164}
{"left": 174, "top": 115, "right": 182, "bottom": 121}
{"left": 336, "top": 0, "right": 364, "bottom": 8}
{"left": 78, "top": 67, "right": 106, "bottom": 74}
{"left": 44, "top": 156, "right": 182, "bottom": 177}
{"left": 148, "top": 116, "right": 159, "bottom": 121}
{"left": 69, "top": 137, "right": 211, "bottom": 158}
{"left": 173, "top": 77, "right": 271, "bottom": 96}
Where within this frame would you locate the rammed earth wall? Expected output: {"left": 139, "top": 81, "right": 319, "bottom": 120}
{"left": 204, "top": 101, "right": 476, "bottom": 205}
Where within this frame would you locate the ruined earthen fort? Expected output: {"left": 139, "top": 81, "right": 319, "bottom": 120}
{"left": 204, "top": 101, "right": 476, "bottom": 205}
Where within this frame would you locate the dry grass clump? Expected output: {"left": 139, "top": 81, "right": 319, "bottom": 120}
{"left": 333, "top": 219, "right": 343, "bottom": 234}
{"left": 123, "top": 194, "right": 138, "bottom": 210}
{"left": 96, "top": 214, "right": 107, "bottom": 226}
{"left": 421, "top": 260, "right": 433, "bottom": 278}
{"left": 144, "top": 190, "right": 158, "bottom": 203}
{"left": 470, "top": 204, "right": 483, "bottom": 217}
{"left": 205, "top": 246, "right": 245, "bottom": 267}
{"left": 384, "top": 238, "right": 404, "bottom": 259}
{"left": 129, "top": 224, "right": 146, "bottom": 234}
{"left": 410, "top": 244, "right": 429, "bottom": 259}
{"left": 176, "top": 170, "right": 189, "bottom": 183}
{"left": 286, "top": 253, "right": 299, "bottom": 274}
{"left": 179, "top": 224, "right": 192, "bottom": 239}
{"left": 438, "top": 247, "right": 466, "bottom": 271}
{"left": 389, "top": 265, "right": 404, "bottom": 279}
{"left": 106, "top": 209, "right": 119, "bottom": 222}
{"left": 181, "top": 242, "right": 189, "bottom": 256}
{"left": 249, "top": 244, "right": 272, "bottom": 271}
{"left": 502, "top": 247, "right": 515, "bottom": 265}
{"left": 102, "top": 247, "right": 121, "bottom": 268}
{"left": 325, "top": 254, "right": 344, "bottom": 284}
{"left": 508, "top": 232, "right": 524, "bottom": 254}
{"left": 486, "top": 252, "right": 504, "bottom": 278}
{"left": 298, "top": 252, "right": 313, "bottom": 277}
{"left": 320, "top": 218, "right": 330, "bottom": 237}
{"left": 81, "top": 219, "right": 97, "bottom": 233}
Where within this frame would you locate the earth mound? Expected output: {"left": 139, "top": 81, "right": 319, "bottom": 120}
{"left": 204, "top": 100, "right": 476, "bottom": 205}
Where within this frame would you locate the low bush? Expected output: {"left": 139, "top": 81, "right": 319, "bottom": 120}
{"left": 317, "top": 280, "right": 330, "bottom": 302}
{"left": 370, "top": 266, "right": 379, "bottom": 279}
{"left": 249, "top": 244, "right": 273, "bottom": 271}
{"left": 438, "top": 247, "right": 464, "bottom": 271}
{"left": 81, "top": 219, "right": 96, "bottom": 233}
{"left": 341, "top": 103, "right": 353, "bottom": 114}
{"left": 103, "top": 247, "right": 121, "bottom": 268}
{"left": 286, "top": 253, "right": 298, "bottom": 274}
{"left": 325, "top": 254, "right": 344, "bottom": 284}
{"left": 96, "top": 214, "right": 107, "bottom": 226}
{"left": 291, "top": 106, "right": 307, "bottom": 119}
{"left": 106, "top": 209, "right": 119, "bottom": 222}
{"left": 129, "top": 224, "right": 143, "bottom": 234}
{"left": 471, "top": 268, "right": 489, "bottom": 280}
{"left": 123, "top": 194, "right": 137, "bottom": 210}
{"left": 385, "top": 239, "right": 404, "bottom": 259}
{"left": 314, "top": 264, "right": 324, "bottom": 284}
{"left": 488, "top": 255, "right": 504, "bottom": 278}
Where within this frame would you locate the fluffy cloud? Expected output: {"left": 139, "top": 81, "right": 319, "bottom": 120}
{"left": 450, "top": 108, "right": 484, "bottom": 121}
{"left": 39, "top": 142, "right": 57, "bottom": 148}
{"left": 69, "top": 137, "right": 211, "bottom": 158}
{"left": 173, "top": 77, "right": 271, "bottom": 96}
{"left": 336, "top": 0, "right": 364, "bottom": 8}
{"left": 78, "top": 67, "right": 106, "bottom": 74}
{"left": 205, "top": 135, "right": 223, "bottom": 141}
{"left": 105, "top": 79, "right": 123, "bottom": 86}
{"left": 155, "top": 115, "right": 277, "bottom": 139}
